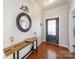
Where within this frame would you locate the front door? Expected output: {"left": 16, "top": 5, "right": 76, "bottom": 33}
{"left": 46, "top": 17, "right": 59, "bottom": 44}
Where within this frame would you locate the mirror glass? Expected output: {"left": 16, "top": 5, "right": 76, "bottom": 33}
{"left": 16, "top": 12, "right": 32, "bottom": 32}
{"left": 19, "top": 16, "right": 29, "bottom": 29}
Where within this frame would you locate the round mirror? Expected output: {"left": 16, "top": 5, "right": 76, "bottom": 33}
{"left": 16, "top": 12, "right": 32, "bottom": 32}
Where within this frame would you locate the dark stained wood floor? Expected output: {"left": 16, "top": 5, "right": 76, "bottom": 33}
{"left": 25, "top": 42, "right": 75, "bottom": 59}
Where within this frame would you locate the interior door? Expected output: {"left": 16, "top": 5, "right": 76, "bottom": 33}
{"left": 46, "top": 17, "right": 59, "bottom": 44}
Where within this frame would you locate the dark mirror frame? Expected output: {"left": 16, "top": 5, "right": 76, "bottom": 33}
{"left": 16, "top": 12, "right": 32, "bottom": 32}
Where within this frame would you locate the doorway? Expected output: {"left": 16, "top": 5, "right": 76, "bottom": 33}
{"left": 46, "top": 17, "right": 59, "bottom": 44}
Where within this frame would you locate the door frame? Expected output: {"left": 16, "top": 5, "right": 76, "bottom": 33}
{"left": 46, "top": 17, "right": 59, "bottom": 44}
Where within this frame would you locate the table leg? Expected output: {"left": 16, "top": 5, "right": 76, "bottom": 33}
{"left": 36, "top": 39, "right": 37, "bottom": 53}
{"left": 17, "top": 51, "right": 19, "bottom": 59}
{"left": 13, "top": 53, "right": 15, "bottom": 59}
{"left": 32, "top": 42, "right": 34, "bottom": 51}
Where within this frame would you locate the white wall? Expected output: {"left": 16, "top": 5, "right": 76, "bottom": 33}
{"left": 69, "top": 0, "right": 75, "bottom": 52}
{"left": 42, "top": 5, "right": 69, "bottom": 48}
{"left": 3, "top": 0, "right": 42, "bottom": 59}
{"left": 69, "top": 0, "right": 75, "bottom": 12}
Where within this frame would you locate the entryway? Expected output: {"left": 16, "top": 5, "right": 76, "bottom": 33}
{"left": 46, "top": 17, "right": 59, "bottom": 44}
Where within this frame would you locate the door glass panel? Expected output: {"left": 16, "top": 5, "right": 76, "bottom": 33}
{"left": 48, "top": 20, "right": 56, "bottom": 35}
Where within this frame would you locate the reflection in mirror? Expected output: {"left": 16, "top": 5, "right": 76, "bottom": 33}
{"left": 19, "top": 16, "right": 29, "bottom": 29}
{"left": 16, "top": 12, "right": 32, "bottom": 32}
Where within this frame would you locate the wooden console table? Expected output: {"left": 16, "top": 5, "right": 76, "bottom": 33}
{"left": 3, "top": 37, "right": 37, "bottom": 59}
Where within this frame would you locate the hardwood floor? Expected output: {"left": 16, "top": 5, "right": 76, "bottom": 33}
{"left": 25, "top": 42, "right": 75, "bottom": 59}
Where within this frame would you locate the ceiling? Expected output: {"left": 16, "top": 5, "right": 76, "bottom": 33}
{"left": 33, "top": 0, "right": 71, "bottom": 10}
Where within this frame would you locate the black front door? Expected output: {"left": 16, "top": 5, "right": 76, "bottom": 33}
{"left": 46, "top": 17, "right": 59, "bottom": 44}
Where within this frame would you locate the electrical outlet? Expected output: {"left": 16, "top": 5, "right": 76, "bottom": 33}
{"left": 10, "top": 36, "right": 14, "bottom": 42}
{"left": 34, "top": 32, "right": 37, "bottom": 35}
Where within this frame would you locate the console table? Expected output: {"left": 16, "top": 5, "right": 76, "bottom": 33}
{"left": 3, "top": 37, "right": 37, "bottom": 59}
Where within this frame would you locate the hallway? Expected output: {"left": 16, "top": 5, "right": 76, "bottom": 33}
{"left": 26, "top": 42, "right": 75, "bottom": 59}
{"left": 3, "top": 0, "right": 75, "bottom": 59}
